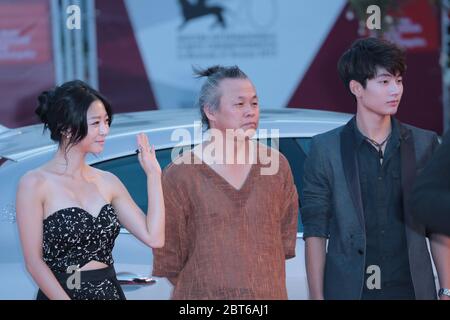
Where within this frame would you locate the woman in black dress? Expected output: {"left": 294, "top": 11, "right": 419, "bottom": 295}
{"left": 16, "top": 80, "right": 165, "bottom": 300}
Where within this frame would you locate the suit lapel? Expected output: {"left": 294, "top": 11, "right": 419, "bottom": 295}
{"left": 398, "top": 121, "right": 432, "bottom": 299}
{"left": 400, "top": 124, "right": 415, "bottom": 205}
{"left": 399, "top": 123, "right": 424, "bottom": 234}
{"left": 340, "top": 119, "right": 365, "bottom": 231}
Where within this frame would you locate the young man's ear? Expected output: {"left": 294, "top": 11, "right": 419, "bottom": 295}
{"left": 349, "top": 80, "right": 364, "bottom": 99}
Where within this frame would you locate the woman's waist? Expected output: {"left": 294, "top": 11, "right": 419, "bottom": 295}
{"left": 50, "top": 264, "right": 117, "bottom": 283}
{"left": 44, "top": 255, "right": 115, "bottom": 274}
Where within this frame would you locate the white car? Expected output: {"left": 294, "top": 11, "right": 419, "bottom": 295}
{"left": 0, "top": 108, "right": 352, "bottom": 299}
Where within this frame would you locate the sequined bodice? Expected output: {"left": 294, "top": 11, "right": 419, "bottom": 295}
{"left": 42, "top": 204, "right": 120, "bottom": 273}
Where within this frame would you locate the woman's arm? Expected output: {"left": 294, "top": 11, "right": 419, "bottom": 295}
{"left": 109, "top": 133, "right": 165, "bottom": 248}
{"left": 16, "top": 172, "right": 71, "bottom": 300}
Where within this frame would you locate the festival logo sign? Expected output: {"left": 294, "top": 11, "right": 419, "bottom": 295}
{"left": 124, "top": 0, "right": 347, "bottom": 109}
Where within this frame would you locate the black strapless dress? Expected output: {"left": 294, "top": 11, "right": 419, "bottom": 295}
{"left": 37, "top": 204, "right": 126, "bottom": 300}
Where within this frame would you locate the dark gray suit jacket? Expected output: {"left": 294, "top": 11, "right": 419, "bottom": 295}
{"left": 301, "top": 118, "right": 439, "bottom": 300}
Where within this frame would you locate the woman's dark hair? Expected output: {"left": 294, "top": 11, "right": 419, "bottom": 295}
{"left": 193, "top": 65, "right": 248, "bottom": 129}
{"left": 337, "top": 37, "right": 406, "bottom": 96}
{"left": 35, "top": 80, "right": 113, "bottom": 151}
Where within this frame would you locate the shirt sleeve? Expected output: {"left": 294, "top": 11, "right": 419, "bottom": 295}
{"left": 280, "top": 156, "right": 299, "bottom": 260}
{"left": 301, "top": 137, "right": 332, "bottom": 239}
{"left": 152, "top": 165, "right": 189, "bottom": 285}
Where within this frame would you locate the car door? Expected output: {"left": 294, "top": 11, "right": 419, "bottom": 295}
{"left": 277, "top": 137, "right": 311, "bottom": 299}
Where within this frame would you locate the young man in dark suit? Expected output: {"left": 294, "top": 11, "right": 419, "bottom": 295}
{"left": 301, "top": 37, "right": 450, "bottom": 300}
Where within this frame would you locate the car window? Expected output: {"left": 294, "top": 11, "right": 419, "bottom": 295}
{"left": 295, "top": 138, "right": 311, "bottom": 154}
{"left": 93, "top": 139, "right": 312, "bottom": 232}
{"left": 93, "top": 148, "right": 177, "bottom": 213}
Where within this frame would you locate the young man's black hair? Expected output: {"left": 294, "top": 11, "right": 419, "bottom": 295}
{"left": 337, "top": 37, "right": 406, "bottom": 95}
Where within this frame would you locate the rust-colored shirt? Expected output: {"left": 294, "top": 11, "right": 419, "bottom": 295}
{"left": 152, "top": 147, "right": 298, "bottom": 300}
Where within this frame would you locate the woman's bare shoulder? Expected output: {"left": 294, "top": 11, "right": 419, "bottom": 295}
{"left": 89, "top": 167, "right": 125, "bottom": 196}
{"left": 18, "top": 167, "right": 48, "bottom": 190}
{"left": 90, "top": 166, "right": 119, "bottom": 183}
{"left": 16, "top": 168, "right": 49, "bottom": 209}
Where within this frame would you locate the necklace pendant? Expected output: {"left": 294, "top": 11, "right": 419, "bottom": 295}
{"left": 378, "top": 148, "right": 383, "bottom": 159}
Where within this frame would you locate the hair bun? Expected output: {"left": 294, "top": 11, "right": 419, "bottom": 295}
{"left": 193, "top": 65, "right": 223, "bottom": 78}
{"left": 35, "top": 90, "right": 56, "bottom": 124}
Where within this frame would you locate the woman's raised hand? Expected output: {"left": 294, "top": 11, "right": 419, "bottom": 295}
{"left": 136, "top": 133, "right": 162, "bottom": 176}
